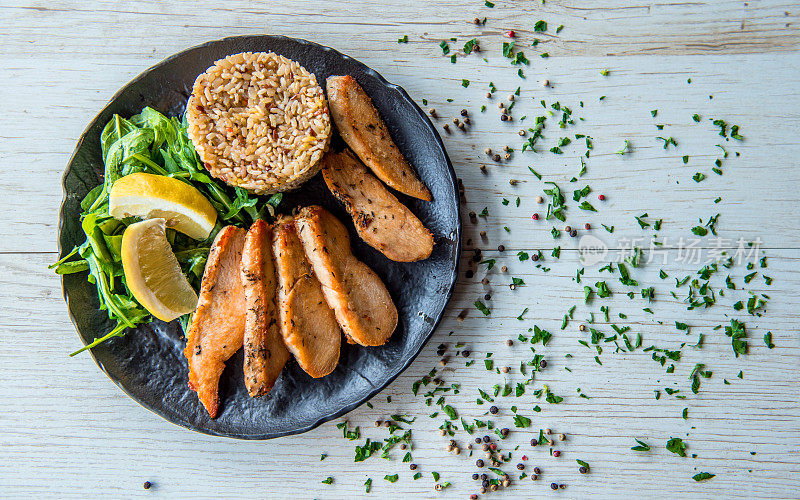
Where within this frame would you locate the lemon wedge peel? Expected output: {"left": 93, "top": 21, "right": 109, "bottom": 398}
{"left": 109, "top": 172, "right": 217, "bottom": 240}
{"left": 121, "top": 218, "right": 198, "bottom": 322}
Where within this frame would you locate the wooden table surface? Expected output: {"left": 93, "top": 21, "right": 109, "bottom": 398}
{"left": 2, "top": 1, "right": 799, "bottom": 498}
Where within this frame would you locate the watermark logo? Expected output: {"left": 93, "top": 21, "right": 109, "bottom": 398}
{"left": 579, "top": 234, "right": 608, "bottom": 266}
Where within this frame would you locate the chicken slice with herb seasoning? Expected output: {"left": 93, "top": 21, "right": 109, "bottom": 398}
{"left": 273, "top": 217, "right": 341, "bottom": 378}
{"left": 322, "top": 149, "right": 434, "bottom": 262}
{"left": 184, "top": 225, "right": 247, "bottom": 418}
{"left": 295, "top": 206, "right": 398, "bottom": 346}
{"left": 326, "top": 75, "right": 431, "bottom": 201}
{"left": 240, "top": 219, "right": 290, "bottom": 397}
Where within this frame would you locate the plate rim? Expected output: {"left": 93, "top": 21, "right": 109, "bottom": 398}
{"left": 57, "top": 34, "right": 462, "bottom": 440}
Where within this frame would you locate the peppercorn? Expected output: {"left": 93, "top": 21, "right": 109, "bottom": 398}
{"left": 498, "top": 244, "right": 505, "bottom": 252}
{"left": 482, "top": 443, "right": 489, "bottom": 451}
{"left": 505, "top": 339, "right": 513, "bottom": 346}
{"left": 532, "top": 213, "right": 540, "bottom": 220}
{"left": 490, "top": 484, "right": 498, "bottom": 492}
{"left": 435, "top": 484, "right": 443, "bottom": 491}
{"left": 505, "top": 30, "right": 515, "bottom": 37}
{"left": 553, "top": 450, "right": 561, "bottom": 457}
{"left": 484, "top": 147, "right": 492, "bottom": 155}
{"left": 531, "top": 474, "right": 539, "bottom": 481}
{"left": 504, "top": 153, "right": 511, "bottom": 160}
{"left": 476, "top": 459, "right": 485, "bottom": 467}
{"left": 481, "top": 474, "right": 488, "bottom": 481}
{"left": 464, "top": 117, "right": 471, "bottom": 125}
{"left": 454, "top": 447, "right": 461, "bottom": 455}
{"left": 484, "top": 293, "right": 491, "bottom": 301}
{"left": 375, "top": 420, "right": 382, "bottom": 427}
{"left": 384, "top": 420, "right": 391, "bottom": 428}
{"left": 534, "top": 467, "right": 541, "bottom": 474}
{"left": 461, "top": 109, "right": 468, "bottom": 117}
{"left": 429, "top": 108, "right": 437, "bottom": 117}
{"left": 479, "top": 164, "right": 487, "bottom": 174}
{"left": 500, "top": 114, "right": 509, "bottom": 122}
{"left": 483, "top": 435, "right": 491, "bottom": 443}
{"left": 501, "top": 366, "right": 509, "bottom": 373}
{"left": 560, "top": 484, "right": 566, "bottom": 489}
{"left": 475, "top": 437, "right": 482, "bottom": 444}
{"left": 443, "top": 123, "right": 450, "bottom": 133}
{"left": 439, "top": 429, "right": 446, "bottom": 436}
{"left": 501, "top": 266, "right": 508, "bottom": 272}
{"left": 480, "top": 487, "right": 486, "bottom": 494}
{"left": 410, "top": 463, "right": 417, "bottom": 470}
{"left": 598, "top": 194, "right": 606, "bottom": 201}
{"left": 401, "top": 443, "right": 408, "bottom": 450}
{"left": 501, "top": 428, "right": 510, "bottom": 438}
{"left": 486, "top": 92, "right": 492, "bottom": 98}
{"left": 498, "top": 102, "right": 505, "bottom": 109}
{"left": 465, "top": 270, "right": 474, "bottom": 279}
{"left": 531, "top": 438, "right": 538, "bottom": 446}
{"left": 517, "top": 463, "right": 524, "bottom": 470}
{"left": 532, "top": 253, "right": 539, "bottom": 262}
{"left": 474, "top": 17, "right": 481, "bottom": 24}
{"left": 470, "top": 495, "right": 478, "bottom": 500}
{"left": 540, "top": 360, "right": 548, "bottom": 368}
{"left": 463, "top": 350, "right": 471, "bottom": 358}
{"left": 490, "top": 405, "right": 499, "bottom": 414}
{"left": 509, "top": 179, "right": 518, "bottom": 186}
{"left": 565, "top": 226, "right": 571, "bottom": 233}
{"left": 458, "top": 123, "right": 466, "bottom": 131}
{"left": 585, "top": 223, "right": 591, "bottom": 230}
{"left": 579, "top": 324, "right": 586, "bottom": 332}
{"left": 559, "top": 433, "right": 566, "bottom": 441}
{"left": 493, "top": 154, "right": 501, "bottom": 162}
{"left": 579, "top": 466, "right": 588, "bottom": 474}
{"left": 453, "top": 118, "right": 460, "bottom": 125}
{"left": 570, "top": 229, "right": 577, "bottom": 237}
{"left": 541, "top": 79, "right": 550, "bottom": 87}
{"left": 469, "top": 211, "right": 477, "bottom": 222}
{"left": 490, "top": 443, "right": 497, "bottom": 450}
{"left": 472, "top": 473, "right": 480, "bottom": 480}
{"left": 503, "top": 479, "right": 510, "bottom": 488}
{"left": 545, "top": 428, "right": 551, "bottom": 435}
{"left": 143, "top": 482, "right": 151, "bottom": 490}
{"left": 519, "top": 129, "right": 526, "bottom": 136}
{"left": 551, "top": 483, "right": 559, "bottom": 490}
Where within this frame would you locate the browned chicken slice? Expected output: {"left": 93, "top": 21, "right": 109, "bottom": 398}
{"left": 322, "top": 149, "right": 433, "bottom": 262}
{"left": 240, "top": 219, "right": 290, "bottom": 397}
{"left": 326, "top": 75, "right": 431, "bottom": 202}
{"left": 273, "top": 217, "right": 341, "bottom": 378}
{"left": 183, "top": 225, "right": 247, "bottom": 418}
{"left": 295, "top": 206, "right": 398, "bottom": 346}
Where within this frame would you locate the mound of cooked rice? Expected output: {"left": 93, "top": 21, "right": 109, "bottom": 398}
{"left": 186, "top": 51, "right": 331, "bottom": 194}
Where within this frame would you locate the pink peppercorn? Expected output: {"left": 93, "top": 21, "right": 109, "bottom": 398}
{"left": 585, "top": 223, "right": 591, "bottom": 230}
{"left": 598, "top": 194, "right": 606, "bottom": 201}
{"left": 506, "top": 30, "right": 515, "bottom": 37}
{"left": 522, "top": 455, "right": 528, "bottom": 461}
{"left": 532, "top": 213, "right": 540, "bottom": 220}
{"left": 553, "top": 450, "right": 561, "bottom": 457}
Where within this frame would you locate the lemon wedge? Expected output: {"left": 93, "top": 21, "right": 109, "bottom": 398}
{"left": 109, "top": 172, "right": 217, "bottom": 240}
{"left": 121, "top": 218, "right": 198, "bottom": 322}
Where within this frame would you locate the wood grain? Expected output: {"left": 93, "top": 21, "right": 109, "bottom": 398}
{"left": 1, "top": 1, "right": 798, "bottom": 498}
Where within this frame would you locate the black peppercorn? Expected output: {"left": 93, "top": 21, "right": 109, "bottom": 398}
{"left": 489, "top": 405, "right": 498, "bottom": 414}
{"left": 476, "top": 459, "right": 485, "bottom": 467}
{"left": 483, "top": 435, "right": 491, "bottom": 443}
{"left": 534, "top": 467, "right": 541, "bottom": 474}
{"left": 539, "top": 359, "right": 548, "bottom": 368}
{"left": 501, "top": 428, "right": 510, "bottom": 437}
{"left": 517, "top": 463, "right": 524, "bottom": 470}
{"left": 472, "top": 473, "right": 479, "bottom": 480}
{"left": 579, "top": 466, "right": 588, "bottom": 474}
{"left": 143, "top": 482, "right": 151, "bottom": 490}
{"left": 551, "top": 483, "right": 559, "bottom": 490}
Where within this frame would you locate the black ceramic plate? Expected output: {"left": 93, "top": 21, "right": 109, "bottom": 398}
{"left": 59, "top": 35, "right": 460, "bottom": 439}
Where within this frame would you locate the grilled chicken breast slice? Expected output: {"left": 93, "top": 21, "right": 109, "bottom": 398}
{"left": 326, "top": 75, "right": 431, "bottom": 201}
{"left": 295, "top": 206, "right": 398, "bottom": 346}
{"left": 322, "top": 149, "right": 433, "bottom": 262}
{"left": 240, "top": 219, "right": 290, "bottom": 397}
{"left": 183, "top": 225, "right": 247, "bottom": 418}
{"left": 273, "top": 217, "right": 341, "bottom": 378}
